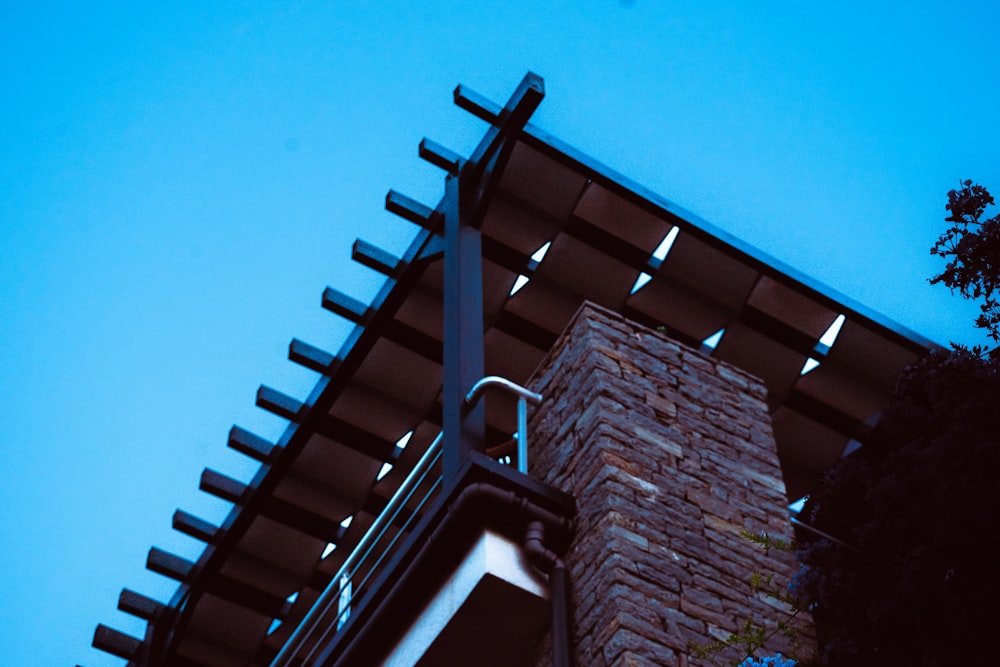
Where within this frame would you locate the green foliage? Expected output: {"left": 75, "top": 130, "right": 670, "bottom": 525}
{"left": 739, "top": 528, "right": 792, "bottom": 555}
{"left": 930, "top": 180, "right": 1000, "bottom": 341}
{"left": 689, "top": 532, "right": 810, "bottom": 667}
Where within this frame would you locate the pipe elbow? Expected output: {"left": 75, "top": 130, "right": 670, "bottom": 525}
{"left": 524, "top": 520, "right": 561, "bottom": 574}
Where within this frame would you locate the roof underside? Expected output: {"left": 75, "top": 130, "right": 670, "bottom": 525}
{"left": 97, "top": 78, "right": 933, "bottom": 667}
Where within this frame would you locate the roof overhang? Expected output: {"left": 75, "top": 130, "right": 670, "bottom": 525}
{"left": 94, "top": 72, "right": 933, "bottom": 666}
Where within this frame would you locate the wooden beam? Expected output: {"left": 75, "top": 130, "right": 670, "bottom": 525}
{"left": 288, "top": 339, "right": 340, "bottom": 375}
{"left": 148, "top": 549, "right": 290, "bottom": 619}
{"left": 118, "top": 588, "right": 164, "bottom": 621}
{"left": 785, "top": 389, "right": 869, "bottom": 440}
{"left": 259, "top": 496, "right": 348, "bottom": 543}
{"left": 352, "top": 239, "right": 402, "bottom": 276}
{"left": 321, "top": 287, "right": 370, "bottom": 324}
{"left": 312, "top": 414, "right": 402, "bottom": 462}
{"left": 381, "top": 319, "right": 443, "bottom": 364}
{"left": 196, "top": 474, "right": 346, "bottom": 543}
{"left": 463, "top": 72, "right": 544, "bottom": 219}
{"left": 147, "top": 547, "right": 195, "bottom": 582}
{"left": 200, "top": 469, "right": 247, "bottom": 504}
{"left": 227, "top": 425, "right": 277, "bottom": 462}
{"left": 173, "top": 509, "right": 220, "bottom": 543}
{"left": 256, "top": 385, "right": 305, "bottom": 422}
{"left": 385, "top": 190, "right": 436, "bottom": 229}
{"left": 202, "top": 573, "right": 291, "bottom": 619}
{"left": 418, "top": 138, "right": 464, "bottom": 175}
{"left": 453, "top": 84, "right": 502, "bottom": 124}
{"left": 93, "top": 624, "right": 142, "bottom": 660}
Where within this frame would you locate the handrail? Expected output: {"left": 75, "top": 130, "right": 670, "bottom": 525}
{"left": 273, "top": 377, "right": 542, "bottom": 665}
{"left": 271, "top": 432, "right": 444, "bottom": 667}
{"left": 301, "top": 468, "right": 444, "bottom": 664}
{"left": 465, "top": 376, "right": 542, "bottom": 474}
{"left": 465, "top": 375, "right": 543, "bottom": 407}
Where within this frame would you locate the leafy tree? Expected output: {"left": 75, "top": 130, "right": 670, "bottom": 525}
{"left": 930, "top": 180, "right": 1000, "bottom": 342}
{"left": 793, "top": 182, "right": 1000, "bottom": 665}
{"left": 795, "top": 348, "right": 1000, "bottom": 665}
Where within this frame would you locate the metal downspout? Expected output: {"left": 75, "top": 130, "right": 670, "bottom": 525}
{"left": 524, "top": 520, "right": 574, "bottom": 667}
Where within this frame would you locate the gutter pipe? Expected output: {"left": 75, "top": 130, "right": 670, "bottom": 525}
{"left": 525, "top": 520, "right": 574, "bottom": 667}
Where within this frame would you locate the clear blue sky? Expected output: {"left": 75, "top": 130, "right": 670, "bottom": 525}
{"left": 2, "top": 2, "right": 997, "bottom": 665}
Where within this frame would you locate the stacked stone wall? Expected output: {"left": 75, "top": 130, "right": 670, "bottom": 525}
{"left": 528, "top": 303, "right": 813, "bottom": 667}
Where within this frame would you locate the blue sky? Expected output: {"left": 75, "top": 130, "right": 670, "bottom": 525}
{"left": 2, "top": 2, "right": 998, "bottom": 665}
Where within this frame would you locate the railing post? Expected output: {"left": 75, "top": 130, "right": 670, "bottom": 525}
{"left": 465, "top": 376, "right": 543, "bottom": 474}
{"left": 517, "top": 397, "right": 528, "bottom": 474}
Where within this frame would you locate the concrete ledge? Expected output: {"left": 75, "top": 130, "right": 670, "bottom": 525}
{"left": 382, "top": 530, "right": 550, "bottom": 667}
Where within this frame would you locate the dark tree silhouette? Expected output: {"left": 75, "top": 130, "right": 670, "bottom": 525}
{"left": 930, "top": 181, "right": 1000, "bottom": 342}
{"left": 793, "top": 183, "right": 1000, "bottom": 666}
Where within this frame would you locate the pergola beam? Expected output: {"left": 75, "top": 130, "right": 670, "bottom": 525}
{"left": 228, "top": 425, "right": 278, "bottom": 462}
{"left": 118, "top": 588, "right": 164, "bottom": 621}
{"left": 201, "top": 469, "right": 353, "bottom": 543}
{"left": 93, "top": 624, "right": 142, "bottom": 661}
{"left": 419, "top": 138, "right": 464, "bottom": 176}
{"left": 288, "top": 339, "right": 340, "bottom": 375}
{"left": 352, "top": 239, "right": 403, "bottom": 277}
{"left": 321, "top": 287, "right": 369, "bottom": 324}
{"left": 453, "top": 84, "right": 502, "bottom": 124}
{"left": 200, "top": 469, "right": 247, "bottom": 504}
{"left": 147, "top": 547, "right": 195, "bottom": 582}
{"left": 385, "top": 190, "right": 436, "bottom": 229}
{"left": 313, "top": 414, "right": 402, "bottom": 462}
{"left": 173, "top": 509, "right": 220, "bottom": 544}
{"left": 256, "top": 385, "right": 305, "bottom": 422}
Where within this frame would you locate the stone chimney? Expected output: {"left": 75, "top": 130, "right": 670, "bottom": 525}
{"left": 528, "top": 303, "right": 813, "bottom": 667}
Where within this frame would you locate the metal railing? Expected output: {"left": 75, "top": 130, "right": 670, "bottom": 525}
{"left": 272, "top": 375, "right": 542, "bottom": 666}
{"left": 465, "top": 376, "right": 543, "bottom": 474}
{"left": 271, "top": 432, "right": 444, "bottom": 666}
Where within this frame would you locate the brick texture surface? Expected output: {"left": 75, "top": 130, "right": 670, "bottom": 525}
{"left": 528, "top": 303, "right": 813, "bottom": 667}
